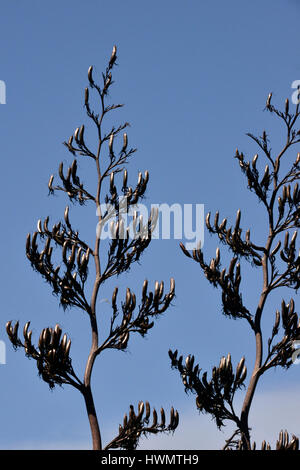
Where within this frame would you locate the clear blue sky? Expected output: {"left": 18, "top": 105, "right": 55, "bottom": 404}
{"left": 0, "top": 0, "right": 299, "bottom": 449}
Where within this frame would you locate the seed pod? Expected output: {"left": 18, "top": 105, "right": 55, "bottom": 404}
{"left": 122, "top": 169, "right": 128, "bottom": 188}
{"left": 37, "top": 219, "right": 43, "bottom": 234}
{"left": 160, "top": 408, "right": 166, "bottom": 427}
{"left": 152, "top": 408, "right": 158, "bottom": 428}
{"left": 266, "top": 93, "right": 272, "bottom": 108}
{"left": 74, "top": 127, "right": 80, "bottom": 142}
{"left": 215, "top": 247, "right": 220, "bottom": 265}
{"left": 235, "top": 209, "right": 241, "bottom": 231}
{"left": 261, "top": 164, "right": 269, "bottom": 186}
{"left": 110, "top": 172, "right": 115, "bottom": 192}
{"left": 125, "top": 288, "right": 131, "bottom": 308}
{"left": 48, "top": 174, "right": 54, "bottom": 191}
{"left": 274, "top": 310, "right": 280, "bottom": 331}
{"left": 285, "top": 98, "right": 289, "bottom": 115}
{"left": 137, "top": 401, "right": 144, "bottom": 419}
{"left": 109, "top": 133, "right": 114, "bottom": 154}
{"left": 235, "top": 356, "right": 245, "bottom": 383}
{"left": 76, "top": 247, "right": 82, "bottom": 266}
{"left": 84, "top": 87, "right": 89, "bottom": 105}
{"left": 228, "top": 257, "right": 237, "bottom": 279}
{"left": 226, "top": 352, "right": 231, "bottom": 368}
{"left": 123, "top": 413, "right": 128, "bottom": 428}
{"left": 62, "top": 241, "right": 68, "bottom": 264}
{"left": 142, "top": 280, "right": 148, "bottom": 300}
{"left": 122, "top": 133, "right": 128, "bottom": 152}
{"left": 205, "top": 212, "right": 211, "bottom": 230}
{"left": 87, "top": 66, "right": 93, "bottom": 84}
{"left": 109, "top": 45, "right": 117, "bottom": 67}
{"left": 145, "top": 401, "right": 151, "bottom": 420}
{"left": 144, "top": 170, "right": 149, "bottom": 184}
{"left": 6, "top": 321, "right": 13, "bottom": 337}
{"left": 60, "top": 334, "right": 67, "bottom": 351}
{"left": 238, "top": 365, "right": 247, "bottom": 383}
{"left": 159, "top": 281, "right": 164, "bottom": 299}
{"left": 173, "top": 409, "right": 179, "bottom": 429}
{"left": 170, "top": 278, "right": 175, "bottom": 296}
{"left": 104, "top": 73, "right": 112, "bottom": 91}
{"left": 284, "top": 232, "right": 289, "bottom": 251}
{"left": 78, "top": 125, "right": 84, "bottom": 144}
{"left": 252, "top": 153, "right": 258, "bottom": 168}
{"left": 23, "top": 322, "right": 30, "bottom": 339}
{"left": 214, "top": 211, "right": 219, "bottom": 229}
{"left": 65, "top": 339, "right": 71, "bottom": 357}
{"left": 154, "top": 280, "right": 160, "bottom": 300}
{"left": 293, "top": 183, "right": 299, "bottom": 202}
{"left": 112, "top": 287, "right": 118, "bottom": 306}
{"left": 290, "top": 231, "right": 297, "bottom": 248}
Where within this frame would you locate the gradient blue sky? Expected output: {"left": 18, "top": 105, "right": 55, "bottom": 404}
{"left": 0, "top": 0, "right": 300, "bottom": 450}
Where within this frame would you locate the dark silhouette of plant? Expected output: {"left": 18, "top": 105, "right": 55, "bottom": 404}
{"left": 6, "top": 46, "right": 178, "bottom": 450}
{"left": 169, "top": 92, "right": 300, "bottom": 450}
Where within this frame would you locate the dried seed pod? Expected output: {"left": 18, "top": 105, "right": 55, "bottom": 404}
{"left": 235, "top": 356, "right": 245, "bottom": 382}
{"left": 214, "top": 211, "right": 219, "bottom": 229}
{"left": 252, "top": 153, "right": 258, "bottom": 168}
{"left": 48, "top": 174, "right": 54, "bottom": 191}
{"left": 205, "top": 212, "right": 211, "bottom": 230}
{"left": 112, "top": 287, "right": 118, "bottom": 306}
{"left": 109, "top": 45, "right": 117, "bottom": 67}
{"left": 152, "top": 408, "right": 158, "bottom": 428}
{"left": 170, "top": 278, "right": 175, "bottom": 295}
{"left": 122, "top": 169, "right": 128, "bottom": 188}
{"left": 43, "top": 216, "right": 50, "bottom": 234}
{"left": 122, "top": 133, "right": 128, "bottom": 152}
{"left": 6, "top": 321, "right": 13, "bottom": 337}
{"left": 228, "top": 257, "right": 237, "bottom": 279}
{"left": 61, "top": 334, "right": 67, "bottom": 351}
{"left": 84, "top": 87, "right": 89, "bottom": 105}
{"left": 160, "top": 408, "right": 166, "bottom": 427}
{"left": 142, "top": 279, "right": 148, "bottom": 300}
{"left": 109, "top": 133, "right": 114, "bottom": 154}
{"left": 273, "top": 310, "right": 280, "bottom": 331}
{"left": 284, "top": 232, "right": 289, "bottom": 251}
{"left": 125, "top": 288, "right": 131, "bottom": 308}
{"left": 285, "top": 98, "right": 289, "bottom": 115}
{"left": 144, "top": 170, "right": 149, "bottom": 184}
{"left": 145, "top": 401, "right": 151, "bottom": 420}
{"left": 138, "top": 401, "right": 144, "bottom": 419}
{"left": 266, "top": 92, "right": 272, "bottom": 108}
{"left": 235, "top": 209, "right": 241, "bottom": 231}
{"left": 215, "top": 247, "right": 220, "bottom": 264}
{"left": 65, "top": 339, "right": 71, "bottom": 357}
{"left": 88, "top": 66, "right": 93, "bottom": 84}
{"left": 23, "top": 322, "right": 30, "bottom": 339}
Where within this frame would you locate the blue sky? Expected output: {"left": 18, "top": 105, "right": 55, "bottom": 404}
{"left": 0, "top": 0, "right": 300, "bottom": 449}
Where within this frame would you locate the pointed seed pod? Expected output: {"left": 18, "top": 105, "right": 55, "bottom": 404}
{"left": 122, "top": 133, "right": 128, "bottom": 152}
{"left": 145, "top": 402, "right": 151, "bottom": 420}
{"left": 48, "top": 174, "right": 54, "bottom": 191}
{"left": 87, "top": 66, "right": 93, "bottom": 84}
{"left": 109, "top": 133, "right": 114, "bottom": 154}
{"left": 266, "top": 92, "right": 272, "bottom": 108}
{"left": 84, "top": 87, "right": 89, "bottom": 105}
